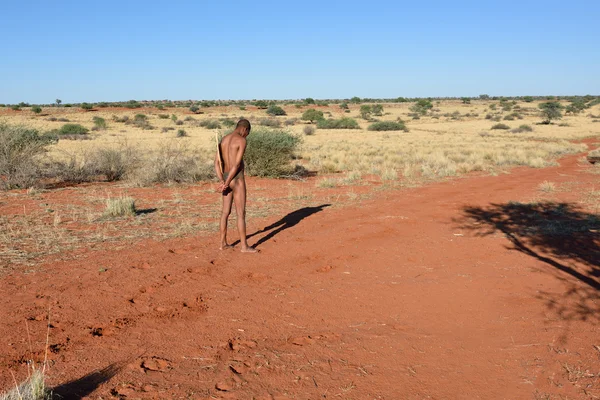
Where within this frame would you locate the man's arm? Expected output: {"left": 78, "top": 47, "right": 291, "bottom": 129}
{"left": 214, "top": 145, "right": 224, "bottom": 182}
{"left": 223, "top": 140, "right": 247, "bottom": 188}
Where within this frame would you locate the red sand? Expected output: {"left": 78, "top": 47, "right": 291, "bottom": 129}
{"left": 1, "top": 151, "right": 599, "bottom": 399}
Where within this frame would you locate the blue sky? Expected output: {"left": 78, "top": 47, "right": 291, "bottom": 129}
{"left": 1, "top": 0, "right": 598, "bottom": 103}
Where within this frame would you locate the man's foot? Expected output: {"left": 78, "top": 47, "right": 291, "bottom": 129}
{"left": 241, "top": 246, "right": 258, "bottom": 253}
{"left": 219, "top": 244, "right": 233, "bottom": 250}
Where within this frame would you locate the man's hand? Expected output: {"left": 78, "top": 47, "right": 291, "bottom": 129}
{"left": 217, "top": 181, "right": 229, "bottom": 193}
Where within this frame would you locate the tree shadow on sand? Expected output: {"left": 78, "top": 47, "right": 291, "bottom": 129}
{"left": 51, "top": 362, "right": 122, "bottom": 399}
{"left": 456, "top": 201, "right": 600, "bottom": 326}
{"left": 233, "top": 204, "right": 331, "bottom": 248}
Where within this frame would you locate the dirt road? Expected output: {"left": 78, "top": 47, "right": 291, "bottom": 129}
{"left": 1, "top": 151, "right": 599, "bottom": 399}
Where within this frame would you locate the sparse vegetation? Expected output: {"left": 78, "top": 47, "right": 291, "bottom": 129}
{"left": 491, "top": 123, "right": 510, "bottom": 130}
{"left": 31, "top": 105, "right": 42, "bottom": 114}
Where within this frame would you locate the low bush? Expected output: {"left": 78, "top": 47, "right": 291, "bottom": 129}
{"left": 367, "top": 121, "right": 408, "bottom": 132}
{"left": 92, "top": 116, "right": 107, "bottom": 130}
{"left": 511, "top": 124, "right": 533, "bottom": 133}
{"left": 372, "top": 104, "right": 384, "bottom": 116}
{"left": 128, "top": 141, "right": 214, "bottom": 185}
{"left": 491, "top": 123, "right": 510, "bottom": 130}
{"left": 81, "top": 102, "right": 94, "bottom": 110}
{"left": 0, "top": 123, "right": 57, "bottom": 189}
{"left": 303, "top": 125, "right": 315, "bottom": 135}
{"left": 245, "top": 128, "right": 302, "bottom": 177}
{"left": 359, "top": 105, "right": 372, "bottom": 119}
{"left": 177, "top": 129, "right": 187, "bottom": 137}
{"left": 197, "top": 119, "right": 221, "bottom": 129}
{"left": 104, "top": 196, "right": 136, "bottom": 218}
{"left": 267, "top": 105, "right": 286, "bottom": 116}
{"left": 56, "top": 123, "right": 89, "bottom": 136}
{"left": 257, "top": 118, "right": 281, "bottom": 128}
{"left": 301, "top": 109, "right": 324, "bottom": 123}
{"left": 189, "top": 105, "right": 199, "bottom": 113}
{"left": 158, "top": 114, "right": 169, "bottom": 119}
{"left": 131, "top": 114, "right": 153, "bottom": 130}
{"left": 284, "top": 118, "right": 298, "bottom": 126}
{"left": 31, "top": 105, "right": 42, "bottom": 114}
{"left": 316, "top": 117, "right": 360, "bottom": 129}
{"left": 87, "top": 146, "right": 141, "bottom": 181}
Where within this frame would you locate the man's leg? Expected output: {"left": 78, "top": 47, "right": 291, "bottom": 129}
{"left": 231, "top": 179, "right": 256, "bottom": 253}
{"left": 219, "top": 189, "right": 233, "bottom": 250}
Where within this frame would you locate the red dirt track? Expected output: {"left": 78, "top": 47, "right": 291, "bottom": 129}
{"left": 2, "top": 152, "right": 599, "bottom": 399}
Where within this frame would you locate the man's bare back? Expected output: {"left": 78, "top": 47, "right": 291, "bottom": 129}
{"left": 214, "top": 119, "right": 257, "bottom": 253}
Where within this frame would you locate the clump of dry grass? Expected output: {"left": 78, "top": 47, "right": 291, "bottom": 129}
{"left": 104, "top": 196, "right": 136, "bottom": 218}
{"left": 0, "top": 368, "right": 51, "bottom": 400}
{"left": 538, "top": 181, "right": 556, "bottom": 193}
{"left": 1, "top": 369, "right": 48, "bottom": 400}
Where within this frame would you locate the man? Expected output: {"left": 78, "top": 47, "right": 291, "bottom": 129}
{"left": 215, "top": 118, "right": 257, "bottom": 253}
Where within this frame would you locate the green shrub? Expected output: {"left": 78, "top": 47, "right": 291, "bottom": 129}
{"left": 491, "top": 123, "right": 510, "bottom": 130}
{"left": 156, "top": 104, "right": 165, "bottom": 110}
{"left": 198, "top": 119, "right": 221, "bottom": 129}
{"left": 57, "top": 123, "right": 89, "bottom": 135}
{"left": 461, "top": 97, "right": 471, "bottom": 104}
{"left": 189, "top": 105, "right": 199, "bottom": 113}
{"left": 367, "top": 121, "right": 408, "bottom": 132}
{"left": 124, "top": 100, "right": 142, "bottom": 109}
{"left": 11, "top": 105, "right": 21, "bottom": 111}
{"left": 350, "top": 96, "right": 361, "bottom": 104}
{"left": 245, "top": 128, "right": 302, "bottom": 177}
{"left": 254, "top": 100, "right": 269, "bottom": 109}
{"left": 31, "top": 105, "right": 42, "bottom": 114}
{"left": 221, "top": 118, "right": 236, "bottom": 127}
{"left": 409, "top": 99, "right": 433, "bottom": 115}
{"left": 0, "top": 123, "right": 57, "bottom": 189}
{"left": 301, "top": 109, "right": 324, "bottom": 123}
{"left": 131, "top": 114, "right": 153, "bottom": 130}
{"left": 523, "top": 96, "right": 534, "bottom": 103}
{"left": 359, "top": 105, "right": 372, "bottom": 119}
{"left": 316, "top": 117, "right": 360, "bottom": 129}
{"left": 92, "top": 116, "right": 107, "bottom": 130}
{"left": 239, "top": 105, "right": 246, "bottom": 111}
{"left": 372, "top": 104, "right": 384, "bottom": 116}
{"left": 97, "top": 102, "right": 109, "bottom": 108}
{"left": 538, "top": 101, "right": 563, "bottom": 124}
{"left": 304, "top": 98, "right": 315, "bottom": 105}
{"left": 177, "top": 129, "right": 187, "bottom": 137}
{"left": 81, "top": 102, "right": 94, "bottom": 110}
{"left": 158, "top": 114, "right": 169, "bottom": 119}
{"left": 267, "top": 105, "right": 286, "bottom": 116}
{"left": 339, "top": 102, "right": 349, "bottom": 110}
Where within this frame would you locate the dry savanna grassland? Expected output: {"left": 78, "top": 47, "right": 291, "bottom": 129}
{"left": 1, "top": 97, "right": 600, "bottom": 399}
{"left": 1, "top": 98, "right": 599, "bottom": 268}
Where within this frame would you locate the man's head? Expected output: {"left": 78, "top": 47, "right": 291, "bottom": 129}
{"left": 236, "top": 119, "right": 251, "bottom": 137}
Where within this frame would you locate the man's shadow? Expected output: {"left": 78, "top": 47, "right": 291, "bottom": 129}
{"left": 233, "top": 204, "right": 331, "bottom": 248}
